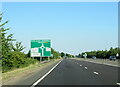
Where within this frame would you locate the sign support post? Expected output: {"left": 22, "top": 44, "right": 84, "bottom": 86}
{"left": 40, "top": 57, "right": 42, "bottom": 62}
{"left": 48, "top": 56, "right": 50, "bottom": 61}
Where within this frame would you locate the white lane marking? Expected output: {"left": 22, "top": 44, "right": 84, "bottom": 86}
{"left": 93, "top": 72, "right": 99, "bottom": 75}
{"left": 80, "top": 65, "right": 82, "bottom": 67}
{"left": 84, "top": 67, "right": 87, "bottom": 69}
{"left": 31, "top": 59, "right": 63, "bottom": 87}
{"left": 117, "top": 83, "right": 120, "bottom": 85}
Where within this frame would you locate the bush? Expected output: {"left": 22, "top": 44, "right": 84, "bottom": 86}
{"left": 2, "top": 51, "right": 38, "bottom": 73}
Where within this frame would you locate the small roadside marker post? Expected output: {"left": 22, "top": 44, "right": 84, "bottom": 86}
{"left": 83, "top": 53, "right": 87, "bottom": 60}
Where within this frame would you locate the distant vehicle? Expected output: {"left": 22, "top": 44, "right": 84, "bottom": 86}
{"left": 109, "top": 56, "right": 116, "bottom": 61}
{"left": 92, "top": 56, "right": 96, "bottom": 59}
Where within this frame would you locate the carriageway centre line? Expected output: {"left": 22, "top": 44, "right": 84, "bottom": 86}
{"left": 74, "top": 60, "right": 120, "bottom": 85}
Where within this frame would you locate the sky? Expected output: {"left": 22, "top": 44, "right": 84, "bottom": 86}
{"left": 2, "top": 2, "right": 118, "bottom": 55}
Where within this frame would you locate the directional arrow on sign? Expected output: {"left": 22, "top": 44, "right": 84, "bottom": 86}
{"left": 40, "top": 43, "right": 45, "bottom": 56}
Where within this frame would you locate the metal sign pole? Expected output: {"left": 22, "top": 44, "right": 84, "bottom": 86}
{"left": 40, "top": 57, "right": 42, "bottom": 61}
{"left": 48, "top": 56, "right": 50, "bottom": 61}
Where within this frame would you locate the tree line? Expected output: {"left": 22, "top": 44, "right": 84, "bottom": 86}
{"left": 77, "top": 47, "right": 120, "bottom": 59}
{"left": 51, "top": 48, "right": 74, "bottom": 58}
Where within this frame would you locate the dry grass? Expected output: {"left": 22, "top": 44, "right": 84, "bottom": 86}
{"left": 2, "top": 59, "right": 60, "bottom": 82}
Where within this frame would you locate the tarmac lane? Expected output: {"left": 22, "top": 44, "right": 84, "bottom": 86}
{"left": 34, "top": 58, "right": 119, "bottom": 85}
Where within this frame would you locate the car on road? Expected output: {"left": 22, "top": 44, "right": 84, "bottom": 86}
{"left": 92, "top": 56, "right": 96, "bottom": 59}
{"left": 109, "top": 56, "right": 116, "bottom": 61}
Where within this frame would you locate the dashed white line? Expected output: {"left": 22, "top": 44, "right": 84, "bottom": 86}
{"left": 80, "top": 65, "right": 82, "bottom": 67}
{"left": 93, "top": 72, "right": 99, "bottom": 75}
{"left": 31, "top": 59, "right": 63, "bottom": 87}
{"left": 84, "top": 67, "right": 87, "bottom": 69}
{"left": 117, "top": 83, "right": 120, "bottom": 85}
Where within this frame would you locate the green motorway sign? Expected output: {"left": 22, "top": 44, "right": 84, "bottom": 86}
{"left": 31, "top": 40, "right": 51, "bottom": 57}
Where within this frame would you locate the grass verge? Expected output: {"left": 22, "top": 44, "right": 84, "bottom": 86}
{"left": 73, "top": 58, "right": 119, "bottom": 66}
{"left": 2, "top": 58, "right": 61, "bottom": 83}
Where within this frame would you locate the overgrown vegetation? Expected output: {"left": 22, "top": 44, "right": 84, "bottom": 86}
{"left": 0, "top": 13, "right": 39, "bottom": 73}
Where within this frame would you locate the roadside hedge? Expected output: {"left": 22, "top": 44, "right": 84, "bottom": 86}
{"left": 2, "top": 51, "right": 38, "bottom": 73}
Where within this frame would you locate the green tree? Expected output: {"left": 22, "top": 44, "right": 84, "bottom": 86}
{"left": 61, "top": 52, "right": 65, "bottom": 57}
{"left": 51, "top": 48, "right": 60, "bottom": 59}
{"left": 1, "top": 13, "right": 39, "bottom": 73}
{"left": 0, "top": 13, "right": 15, "bottom": 59}
{"left": 79, "top": 47, "right": 120, "bottom": 59}
{"left": 11, "top": 41, "right": 25, "bottom": 52}
{"left": 26, "top": 50, "right": 30, "bottom": 57}
{"left": 66, "top": 53, "right": 71, "bottom": 57}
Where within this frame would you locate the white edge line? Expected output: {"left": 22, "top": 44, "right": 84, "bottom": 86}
{"left": 31, "top": 59, "right": 63, "bottom": 87}
{"left": 93, "top": 72, "right": 99, "bottom": 75}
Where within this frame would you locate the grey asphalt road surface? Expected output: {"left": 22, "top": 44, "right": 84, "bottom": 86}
{"left": 36, "top": 58, "right": 119, "bottom": 85}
